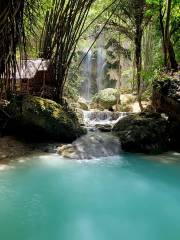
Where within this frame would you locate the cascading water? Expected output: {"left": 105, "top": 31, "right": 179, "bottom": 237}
{"left": 58, "top": 110, "right": 128, "bottom": 159}
{"left": 82, "top": 110, "right": 128, "bottom": 127}
{"left": 81, "top": 49, "right": 92, "bottom": 101}
{"left": 96, "top": 34, "right": 106, "bottom": 92}
{"left": 80, "top": 33, "right": 107, "bottom": 100}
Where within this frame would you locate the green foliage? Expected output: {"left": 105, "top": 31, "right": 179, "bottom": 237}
{"left": 1, "top": 0, "right": 178, "bottom": 102}
{"left": 65, "top": 66, "right": 83, "bottom": 100}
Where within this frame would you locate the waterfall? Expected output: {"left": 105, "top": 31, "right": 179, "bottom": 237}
{"left": 96, "top": 34, "right": 106, "bottom": 92}
{"left": 79, "top": 33, "right": 107, "bottom": 100}
{"left": 81, "top": 49, "right": 92, "bottom": 101}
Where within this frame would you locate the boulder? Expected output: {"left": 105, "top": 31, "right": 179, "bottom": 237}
{"left": 7, "top": 95, "right": 86, "bottom": 142}
{"left": 152, "top": 78, "right": 180, "bottom": 121}
{"left": 152, "top": 77, "right": 180, "bottom": 150}
{"left": 113, "top": 112, "right": 169, "bottom": 154}
{"left": 93, "top": 88, "right": 120, "bottom": 110}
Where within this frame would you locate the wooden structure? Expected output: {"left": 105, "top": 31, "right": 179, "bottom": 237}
{"left": 15, "top": 59, "right": 55, "bottom": 98}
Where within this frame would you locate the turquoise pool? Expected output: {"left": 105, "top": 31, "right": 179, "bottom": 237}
{"left": 0, "top": 152, "right": 180, "bottom": 240}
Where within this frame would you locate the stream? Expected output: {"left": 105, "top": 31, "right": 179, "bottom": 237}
{"left": 0, "top": 111, "right": 180, "bottom": 240}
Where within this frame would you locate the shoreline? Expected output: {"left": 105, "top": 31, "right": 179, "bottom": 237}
{"left": 1, "top": 134, "right": 179, "bottom": 167}
{"left": 0, "top": 136, "right": 60, "bottom": 165}
{"left": 0, "top": 136, "right": 37, "bottom": 164}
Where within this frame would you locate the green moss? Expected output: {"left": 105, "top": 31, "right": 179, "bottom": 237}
{"left": 8, "top": 95, "right": 86, "bottom": 142}
{"left": 93, "top": 88, "right": 120, "bottom": 109}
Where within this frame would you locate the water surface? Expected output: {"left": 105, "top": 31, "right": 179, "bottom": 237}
{"left": 0, "top": 153, "right": 180, "bottom": 240}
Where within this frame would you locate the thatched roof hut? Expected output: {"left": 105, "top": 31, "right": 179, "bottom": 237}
{"left": 16, "top": 59, "right": 54, "bottom": 98}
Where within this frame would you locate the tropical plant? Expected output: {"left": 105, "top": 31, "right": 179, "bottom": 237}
{"left": 0, "top": 0, "right": 41, "bottom": 98}
{"left": 39, "top": 0, "right": 96, "bottom": 103}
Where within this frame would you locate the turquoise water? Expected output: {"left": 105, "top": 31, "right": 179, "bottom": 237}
{"left": 0, "top": 153, "right": 180, "bottom": 240}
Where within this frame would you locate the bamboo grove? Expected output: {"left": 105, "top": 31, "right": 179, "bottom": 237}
{"left": 0, "top": 0, "right": 25, "bottom": 99}
{"left": 39, "top": 0, "right": 96, "bottom": 103}
{"left": 0, "top": 0, "right": 41, "bottom": 99}
{"left": 0, "top": 0, "right": 96, "bottom": 102}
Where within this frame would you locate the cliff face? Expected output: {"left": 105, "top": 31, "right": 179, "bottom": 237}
{"left": 152, "top": 77, "right": 180, "bottom": 150}
{"left": 152, "top": 78, "right": 180, "bottom": 120}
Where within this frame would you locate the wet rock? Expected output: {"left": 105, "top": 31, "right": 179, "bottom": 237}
{"left": 58, "top": 144, "right": 80, "bottom": 159}
{"left": 58, "top": 131, "right": 121, "bottom": 159}
{"left": 113, "top": 112, "right": 169, "bottom": 154}
{"left": 95, "top": 124, "right": 112, "bottom": 132}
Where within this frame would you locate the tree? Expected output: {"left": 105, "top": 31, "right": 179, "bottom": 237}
{"left": 159, "top": 0, "right": 178, "bottom": 71}
{"left": 0, "top": 0, "right": 25, "bottom": 96}
{"left": 107, "top": 0, "right": 147, "bottom": 110}
{"left": 133, "top": 0, "right": 146, "bottom": 110}
{"left": 0, "top": 0, "right": 41, "bottom": 98}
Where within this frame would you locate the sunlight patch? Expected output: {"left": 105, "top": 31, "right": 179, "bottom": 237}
{"left": 0, "top": 164, "right": 11, "bottom": 171}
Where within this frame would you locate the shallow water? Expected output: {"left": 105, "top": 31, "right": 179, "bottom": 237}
{"left": 0, "top": 152, "right": 180, "bottom": 240}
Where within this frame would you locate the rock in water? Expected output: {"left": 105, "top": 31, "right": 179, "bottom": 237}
{"left": 58, "top": 131, "right": 121, "bottom": 159}
{"left": 113, "top": 112, "right": 169, "bottom": 154}
{"left": 7, "top": 95, "right": 85, "bottom": 142}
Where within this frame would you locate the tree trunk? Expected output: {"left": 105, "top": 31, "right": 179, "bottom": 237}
{"left": 168, "top": 39, "right": 178, "bottom": 71}
{"left": 135, "top": 28, "right": 143, "bottom": 111}
{"left": 116, "top": 31, "right": 122, "bottom": 111}
{"left": 134, "top": 0, "right": 145, "bottom": 111}
{"left": 159, "top": 0, "right": 178, "bottom": 71}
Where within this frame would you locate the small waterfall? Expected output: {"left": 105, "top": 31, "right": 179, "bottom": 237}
{"left": 81, "top": 49, "right": 92, "bottom": 101}
{"left": 58, "top": 110, "right": 128, "bottom": 159}
{"left": 82, "top": 110, "right": 128, "bottom": 127}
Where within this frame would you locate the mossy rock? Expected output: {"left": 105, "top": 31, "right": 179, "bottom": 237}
{"left": 113, "top": 112, "right": 169, "bottom": 154}
{"left": 77, "top": 98, "right": 89, "bottom": 111}
{"left": 7, "top": 95, "right": 86, "bottom": 142}
{"left": 93, "top": 88, "right": 120, "bottom": 110}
